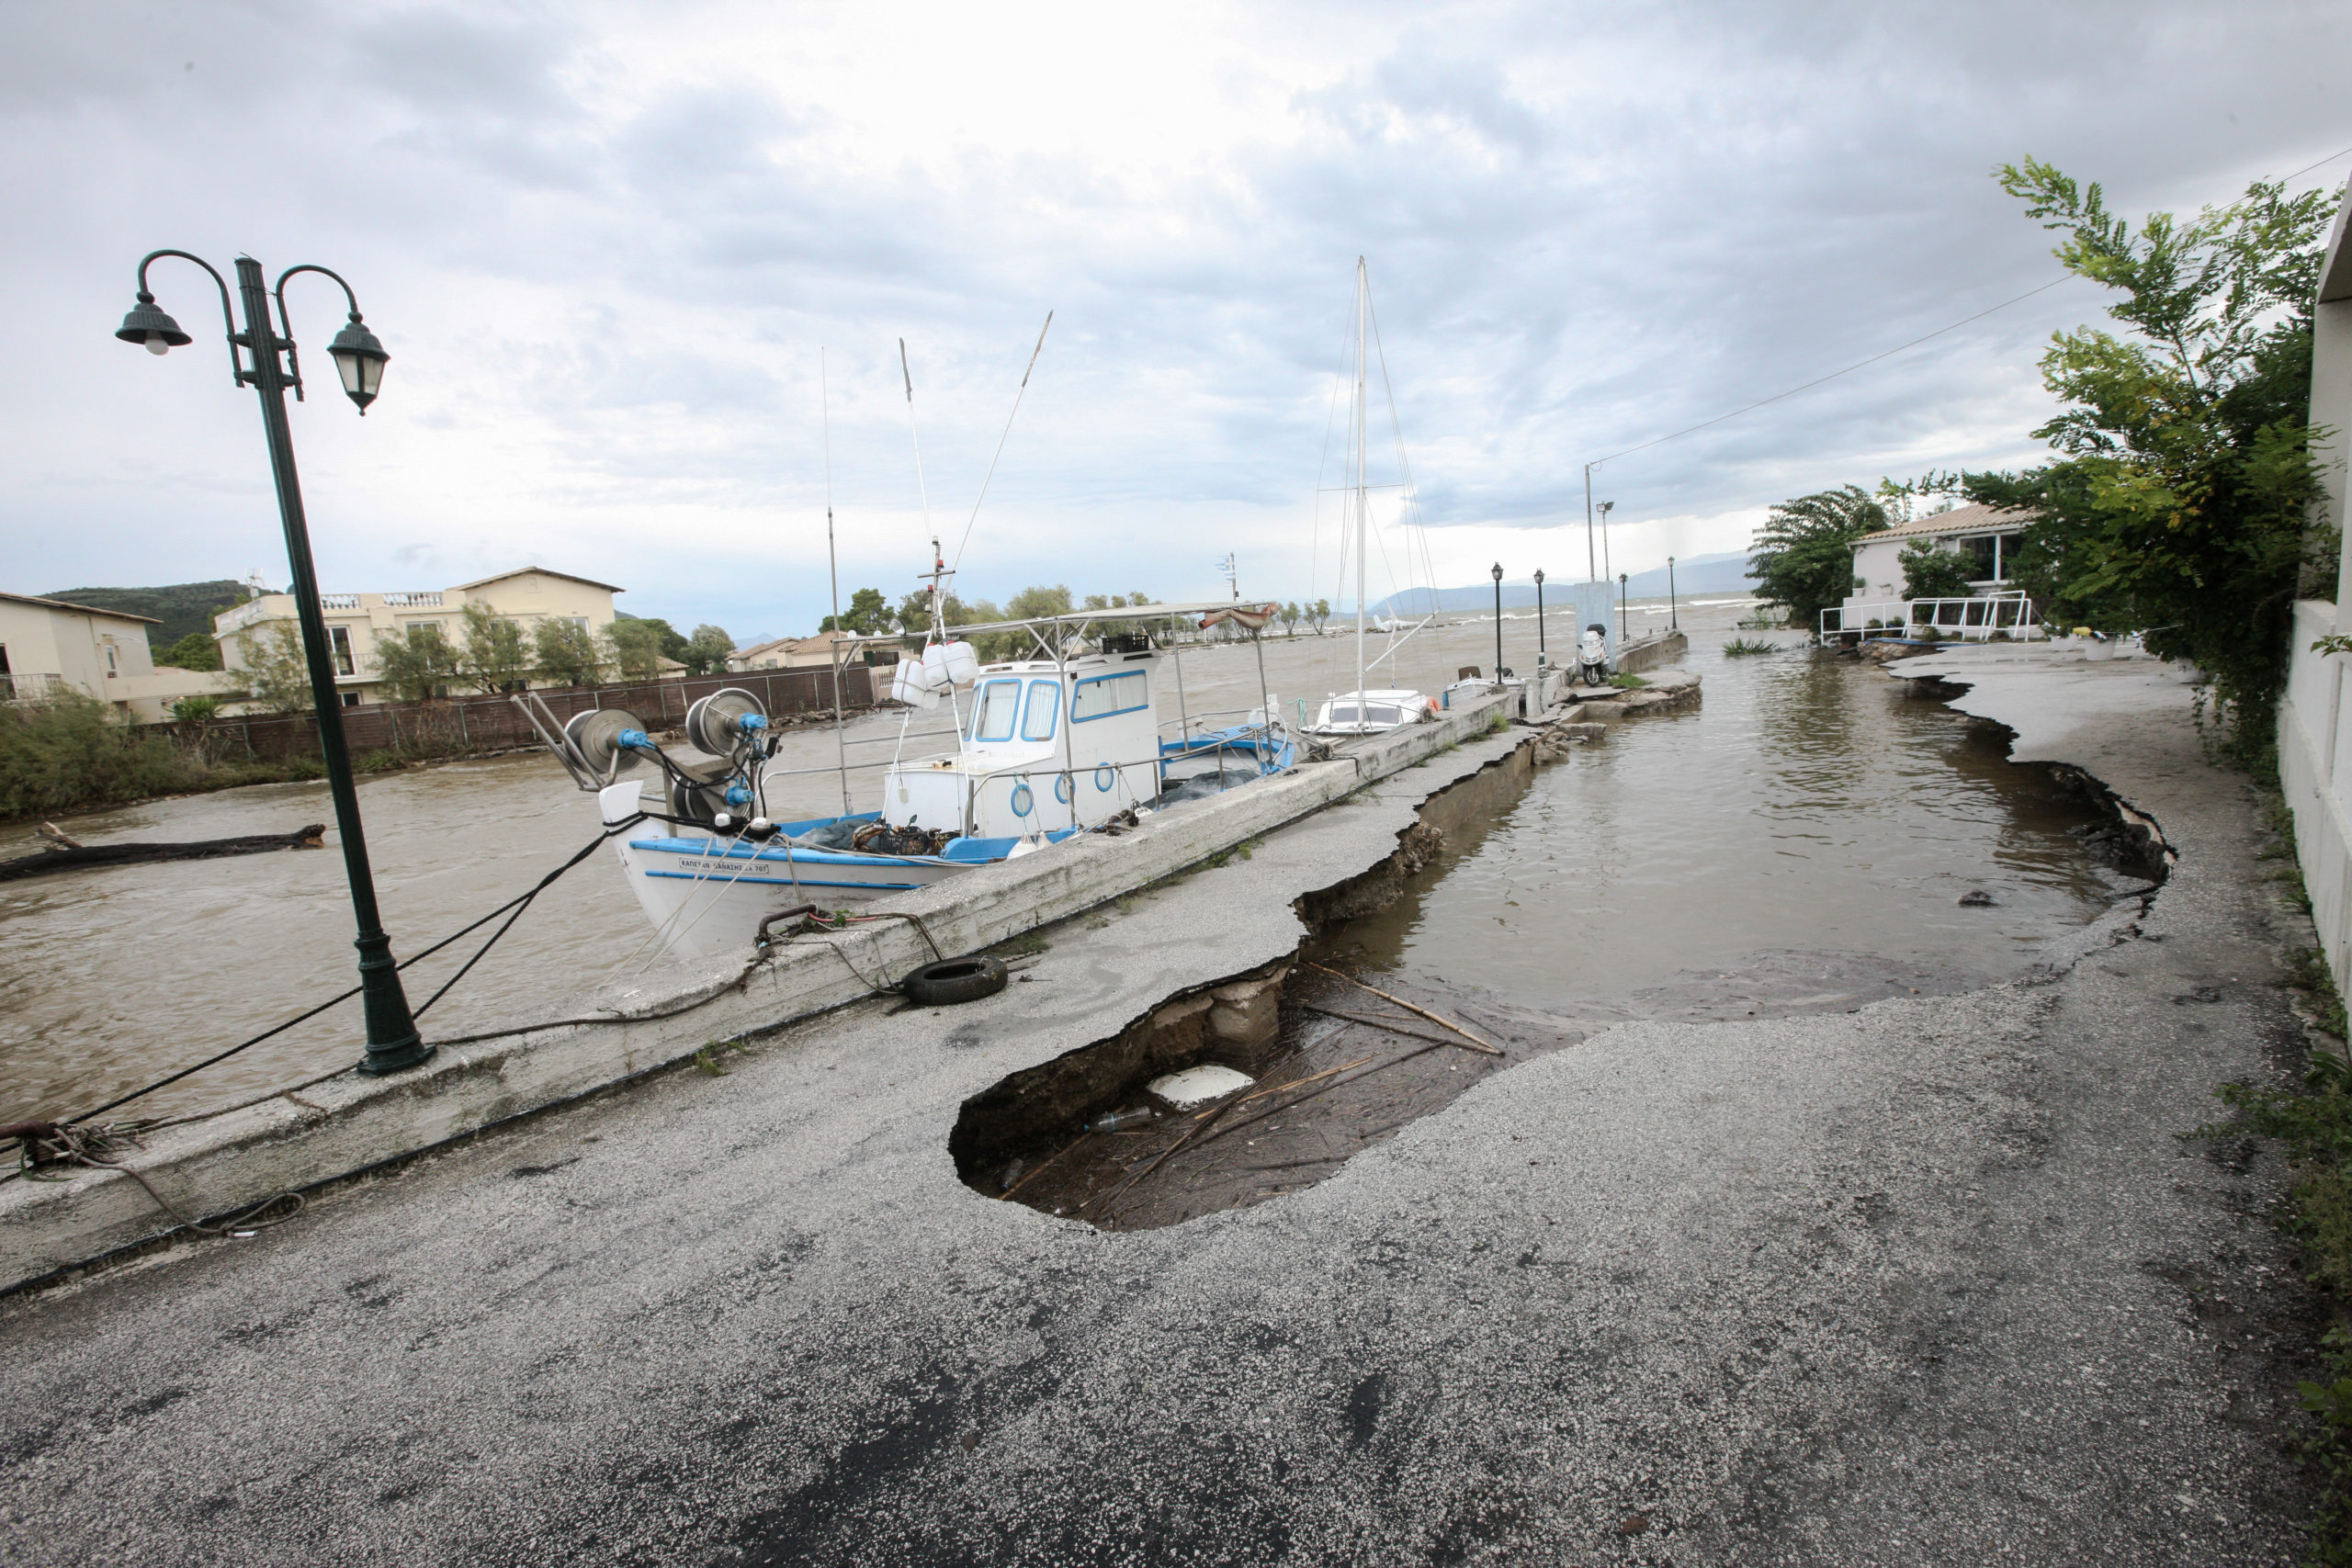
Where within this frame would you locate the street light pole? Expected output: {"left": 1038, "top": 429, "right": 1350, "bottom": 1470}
{"left": 1533, "top": 568, "right": 1546, "bottom": 666}
{"left": 1668, "top": 557, "right": 1678, "bottom": 630}
{"left": 1597, "top": 500, "right": 1615, "bottom": 592}
{"left": 119, "top": 250, "right": 431, "bottom": 1078}
{"left": 1489, "top": 562, "right": 1505, "bottom": 680}
{"left": 1619, "top": 571, "right": 1630, "bottom": 646}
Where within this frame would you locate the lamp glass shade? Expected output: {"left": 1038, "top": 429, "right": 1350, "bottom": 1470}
{"left": 116, "top": 295, "right": 191, "bottom": 350}
{"left": 1489, "top": 563, "right": 1503, "bottom": 581}
{"left": 326, "top": 316, "right": 390, "bottom": 412}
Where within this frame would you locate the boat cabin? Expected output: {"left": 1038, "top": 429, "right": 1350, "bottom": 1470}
{"left": 1306, "top": 687, "right": 1430, "bottom": 736}
{"left": 883, "top": 649, "right": 1167, "bottom": 839}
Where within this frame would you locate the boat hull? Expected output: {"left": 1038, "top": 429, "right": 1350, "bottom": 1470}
{"left": 613, "top": 834, "right": 971, "bottom": 959}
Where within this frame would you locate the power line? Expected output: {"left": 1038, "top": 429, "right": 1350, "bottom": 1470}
{"left": 1588, "top": 275, "right": 2077, "bottom": 467}
{"left": 1586, "top": 143, "right": 2352, "bottom": 472}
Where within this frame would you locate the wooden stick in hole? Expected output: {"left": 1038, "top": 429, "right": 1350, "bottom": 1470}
{"left": 1302, "top": 963, "right": 1505, "bottom": 1055}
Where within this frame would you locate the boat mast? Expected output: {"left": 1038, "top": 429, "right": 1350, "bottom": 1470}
{"left": 1353, "top": 256, "right": 1369, "bottom": 705}
{"left": 820, "top": 347, "right": 851, "bottom": 815}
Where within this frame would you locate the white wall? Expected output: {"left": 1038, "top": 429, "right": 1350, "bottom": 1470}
{"left": 2279, "top": 177, "right": 2352, "bottom": 994}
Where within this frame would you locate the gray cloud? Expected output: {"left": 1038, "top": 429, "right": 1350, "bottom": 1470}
{"left": 1, "top": 0, "right": 2344, "bottom": 635}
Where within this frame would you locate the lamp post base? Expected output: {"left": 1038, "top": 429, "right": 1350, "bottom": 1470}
{"left": 356, "top": 1035, "right": 436, "bottom": 1077}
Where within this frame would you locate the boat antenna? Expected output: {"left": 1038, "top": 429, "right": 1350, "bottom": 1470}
{"left": 820, "top": 346, "right": 851, "bottom": 814}
{"left": 900, "top": 336, "right": 936, "bottom": 553}
{"left": 950, "top": 310, "right": 1053, "bottom": 575}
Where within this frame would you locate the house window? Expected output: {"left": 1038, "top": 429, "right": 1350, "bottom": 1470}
{"left": 1071, "top": 671, "right": 1148, "bottom": 721}
{"left": 329, "top": 625, "right": 355, "bottom": 675}
{"left": 402, "top": 619, "right": 446, "bottom": 641}
{"left": 1021, "top": 680, "right": 1061, "bottom": 742}
{"left": 341, "top": 692, "right": 361, "bottom": 707}
{"left": 104, "top": 645, "right": 118, "bottom": 676}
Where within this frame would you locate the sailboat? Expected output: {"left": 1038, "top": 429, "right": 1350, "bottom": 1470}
{"left": 1305, "top": 258, "right": 1435, "bottom": 739}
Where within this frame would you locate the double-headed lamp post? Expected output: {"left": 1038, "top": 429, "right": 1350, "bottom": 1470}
{"left": 117, "top": 251, "right": 432, "bottom": 1078}
{"left": 1489, "top": 562, "right": 1505, "bottom": 680}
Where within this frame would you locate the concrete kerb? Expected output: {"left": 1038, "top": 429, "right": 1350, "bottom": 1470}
{"left": 0, "top": 692, "right": 1515, "bottom": 1292}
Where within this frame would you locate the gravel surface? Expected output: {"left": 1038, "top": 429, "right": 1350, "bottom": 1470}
{"left": 0, "top": 667, "right": 2323, "bottom": 1565}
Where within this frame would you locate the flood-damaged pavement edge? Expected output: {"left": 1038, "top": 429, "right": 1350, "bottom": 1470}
{"left": 0, "top": 655, "right": 2330, "bottom": 1566}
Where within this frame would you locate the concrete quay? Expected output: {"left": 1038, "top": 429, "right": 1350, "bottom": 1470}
{"left": 1, "top": 646, "right": 2319, "bottom": 1565}
{"left": 0, "top": 692, "right": 1517, "bottom": 1294}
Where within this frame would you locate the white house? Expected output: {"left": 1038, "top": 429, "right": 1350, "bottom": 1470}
{"left": 214, "top": 566, "right": 625, "bottom": 705}
{"left": 0, "top": 590, "right": 225, "bottom": 720}
{"left": 1844, "top": 502, "right": 2037, "bottom": 609}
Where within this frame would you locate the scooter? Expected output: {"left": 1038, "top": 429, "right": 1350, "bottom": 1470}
{"left": 1577, "top": 625, "right": 1611, "bottom": 687}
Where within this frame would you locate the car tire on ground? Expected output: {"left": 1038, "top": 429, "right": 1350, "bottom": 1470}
{"left": 902, "top": 955, "right": 1010, "bottom": 1006}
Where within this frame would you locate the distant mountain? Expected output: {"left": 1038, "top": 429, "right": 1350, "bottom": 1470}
{"left": 39, "top": 580, "right": 259, "bottom": 648}
{"left": 1366, "top": 552, "right": 1753, "bottom": 616}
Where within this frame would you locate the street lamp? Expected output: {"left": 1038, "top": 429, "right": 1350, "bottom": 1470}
{"left": 1667, "top": 557, "right": 1678, "bottom": 631}
{"left": 1596, "top": 501, "right": 1615, "bottom": 590}
{"left": 1533, "top": 568, "right": 1547, "bottom": 666}
{"left": 116, "top": 250, "right": 432, "bottom": 1078}
{"left": 1490, "top": 562, "right": 1505, "bottom": 681}
{"left": 1619, "top": 571, "right": 1630, "bottom": 646}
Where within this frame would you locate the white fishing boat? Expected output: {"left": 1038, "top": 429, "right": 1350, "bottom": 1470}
{"left": 1305, "top": 257, "right": 1433, "bottom": 740}
{"left": 519, "top": 598, "right": 1295, "bottom": 958}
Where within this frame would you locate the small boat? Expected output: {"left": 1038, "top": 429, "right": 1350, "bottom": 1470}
{"left": 1306, "top": 688, "right": 1437, "bottom": 734}
{"left": 520, "top": 602, "right": 1294, "bottom": 957}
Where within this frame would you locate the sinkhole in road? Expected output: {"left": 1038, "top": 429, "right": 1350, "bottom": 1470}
{"left": 949, "top": 647, "right": 2164, "bottom": 1232}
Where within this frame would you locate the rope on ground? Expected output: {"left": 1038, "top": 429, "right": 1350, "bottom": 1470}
{"left": 6, "top": 1121, "right": 303, "bottom": 1235}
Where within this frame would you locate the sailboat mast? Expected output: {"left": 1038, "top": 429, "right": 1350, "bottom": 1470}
{"left": 1353, "top": 257, "right": 1369, "bottom": 704}
{"left": 821, "top": 347, "right": 851, "bottom": 815}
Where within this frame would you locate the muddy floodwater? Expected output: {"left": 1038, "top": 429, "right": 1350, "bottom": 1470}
{"left": 0, "top": 600, "right": 2126, "bottom": 1125}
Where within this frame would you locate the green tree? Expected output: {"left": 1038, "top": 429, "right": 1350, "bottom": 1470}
{"left": 1310, "top": 598, "right": 1331, "bottom": 634}
{"left": 1004, "top": 583, "right": 1073, "bottom": 621}
{"left": 169, "top": 694, "right": 220, "bottom": 723}
{"left": 602, "top": 617, "right": 667, "bottom": 682}
{"left": 895, "top": 591, "right": 933, "bottom": 636}
{"left": 1897, "top": 538, "right": 1975, "bottom": 603}
{"left": 532, "top": 618, "right": 604, "bottom": 687}
{"left": 684, "top": 624, "right": 735, "bottom": 675}
{"left": 457, "top": 603, "right": 533, "bottom": 693}
{"left": 1959, "top": 158, "right": 2337, "bottom": 756}
{"left": 1280, "top": 602, "right": 1302, "bottom": 636}
{"left": 234, "top": 624, "right": 314, "bottom": 713}
{"left": 1748, "top": 485, "right": 1893, "bottom": 629}
{"left": 822, "top": 587, "right": 894, "bottom": 635}
{"left": 154, "top": 630, "right": 223, "bottom": 671}
{"left": 373, "top": 625, "right": 462, "bottom": 704}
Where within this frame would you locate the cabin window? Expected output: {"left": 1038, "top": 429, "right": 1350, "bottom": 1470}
{"left": 1021, "top": 680, "right": 1061, "bottom": 741}
{"left": 1329, "top": 704, "right": 1361, "bottom": 725}
{"left": 1072, "top": 670, "right": 1148, "bottom": 722}
{"left": 971, "top": 679, "right": 1022, "bottom": 742}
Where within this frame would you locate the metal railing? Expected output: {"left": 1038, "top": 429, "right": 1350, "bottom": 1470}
{"left": 1, "top": 672, "right": 66, "bottom": 703}
{"left": 1819, "top": 592, "right": 2043, "bottom": 643}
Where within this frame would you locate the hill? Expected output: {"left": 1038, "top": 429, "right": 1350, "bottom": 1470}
{"left": 1366, "top": 552, "right": 1753, "bottom": 616}
{"left": 38, "top": 581, "right": 259, "bottom": 649}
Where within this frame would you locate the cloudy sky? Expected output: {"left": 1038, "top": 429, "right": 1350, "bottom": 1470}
{"left": 4, "top": 1, "right": 2345, "bottom": 639}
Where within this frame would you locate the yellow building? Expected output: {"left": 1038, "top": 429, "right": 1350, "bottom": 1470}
{"left": 0, "top": 590, "right": 228, "bottom": 721}
{"left": 728, "top": 631, "right": 896, "bottom": 673}
{"left": 213, "top": 567, "right": 625, "bottom": 707}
